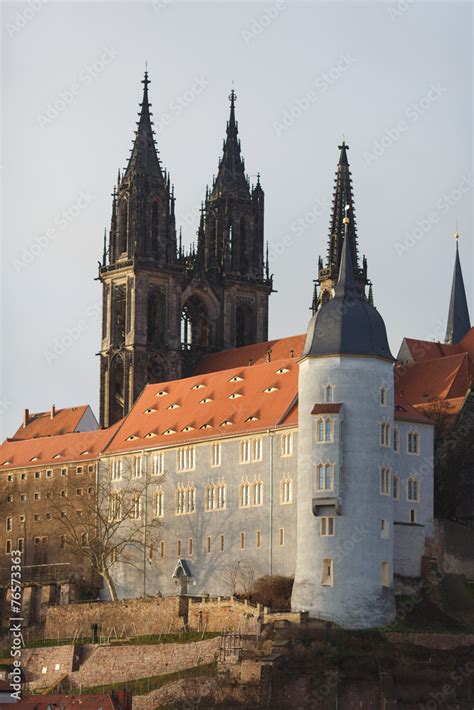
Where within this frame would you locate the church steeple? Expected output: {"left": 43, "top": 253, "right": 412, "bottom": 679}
{"left": 445, "top": 234, "right": 471, "bottom": 344}
{"left": 211, "top": 89, "right": 249, "bottom": 197}
{"left": 124, "top": 71, "right": 163, "bottom": 181}
{"left": 314, "top": 141, "right": 368, "bottom": 311}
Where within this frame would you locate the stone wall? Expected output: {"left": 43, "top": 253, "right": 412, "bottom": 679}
{"left": 21, "top": 644, "right": 76, "bottom": 682}
{"left": 188, "top": 597, "right": 261, "bottom": 633}
{"left": 68, "top": 638, "right": 220, "bottom": 688}
{"left": 393, "top": 523, "right": 425, "bottom": 577}
{"left": 44, "top": 596, "right": 183, "bottom": 639}
{"left": 428, "top": 519, "right": 474, "bottom": 579}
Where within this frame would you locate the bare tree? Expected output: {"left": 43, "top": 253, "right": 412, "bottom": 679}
{"left": 220, "top": 560, "right": 257, "bottom": 598}
{"left": 51, "top": 456, "right": 162, "bottom": 600}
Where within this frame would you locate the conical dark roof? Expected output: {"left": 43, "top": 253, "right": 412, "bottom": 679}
{"left": 124, "top": 72, "right": 163, "bottom": 179}
{"left": 211, "top": 90, "right": 249, "bottom": 196}
{"left": 303, "top": 213, "right": 393, "bottom": 360}
{"left": 445, "top": 237, "right": 471, "bottom": 344}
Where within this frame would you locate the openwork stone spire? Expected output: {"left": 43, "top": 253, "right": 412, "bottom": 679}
{"left": 445, "top": 234, "right": 471, "bottom": 344}
{"left": 211, "top": 89, "right": 249, "bottom": 196}
{"left": 315, "top": 142, "right": 368, "bottom": 311}
{"left": 124, "top": 71, "right": 163, "bottom": 180}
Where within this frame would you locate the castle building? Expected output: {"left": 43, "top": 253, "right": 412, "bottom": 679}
{"left": 1, "top": 74, "right": 472, "bottom": 629}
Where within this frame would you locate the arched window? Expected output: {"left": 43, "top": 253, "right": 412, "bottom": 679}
{"left": 236, "top": 302, "right": 254, "bottom": 348}
{"left": 109, "top": 356, "right": 125, "bottom": 425}
{"left": 325, "top": 385, "right": 333, "bottom": 403}
{"left": 118, "top": 199, "right": 128, "bottom": 255}
{"left": 147, "top": 290, "right": 166, "bottom": 346}
{"left": 181, "top": 295, "right": 212, "bottom": 349}
{"left": 325, "top": 419, "right": 332, "bottom": 441}
{"left": 239, "top": 217, "right": 249, "bottom": 272}
{"left": 408, "top": 431, "right": 420, "bottom": 454}
{"left": 253, "top": 480, "right": 263, "bottom": 506}
{"left": 240, "top": 480, "right": 250, "bottom": 508}
{"left": 151, "top": 202, "right": 159, "bottom": 250}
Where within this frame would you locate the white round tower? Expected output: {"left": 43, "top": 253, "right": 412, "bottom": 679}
{"left": 291, "top": 213, "right": 396, "bottom": 629}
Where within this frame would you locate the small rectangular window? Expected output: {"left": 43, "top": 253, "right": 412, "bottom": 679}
{"left": 206, "top": 536, "right": 211, "bottom": 554}
{"left": 256, "top": 530, "right": 261, "bottom": 548}
{"left": 321, "top": 558, "right": 333, "bottom": 586}
{"left": 320, "top": 517, "right": 335, "bottom": 536}
{"left": 177, "top": 539, "right": 181, "bottom": 556}
{"left": 76, "top": 488, "right": 83, "bottom": 497}
{"left": 220, "top": 534, "right": 225, "bottom": 551}
{"left": 160, "top": 541, "right": 165, "bottom": 558}
{"left": 76, "top": 466, "right": 83, "bottom": 475}
{"left": 211, "top": 442, "right": 221, "bottom": 467}
{"left": 381, "top": 519, "right": 389, "bottom": 539}
{"left": 410, "top": 509, "right": 417, "bottom": 523}
{"left": 381, "top": 561, "right": 389, "bottom": 587}
{"left": 6, "top": 517, "right": 12, "bottom": 532}
{"left": 34, "top": 514, "right": 41, "bottom": 522}
{"left": 34, "top": 492, "right": 41, "bottom": 501}
{"left": 61, "top": 468, "right": 68, "bottom": 477}
{"left": 5, "top": 540, "right": 12, "bottom": 554}
{"left": 34, "top": 471, "right": 41, "bottom": 480}
{"left": 60, "top": 535, "right": 66, "bottom": 549}
{"left": 188, "top": 538, "right": 193, "bottom": 556}
{"left": 279, "top": 528, "right": 285, "bottom": 546}
{"left": 20, "top": 494, "right": 27, "bottom": 502}
{"left": 240, "top": 532, "right": 245, "bottom": 550}
{"left": 17, "top": 538, "right": 24, "bottom": 552}
{"left": 46, "top": 470, "right": 53, "bottom": 478}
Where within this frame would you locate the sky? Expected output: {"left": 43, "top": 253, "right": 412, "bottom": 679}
{"left": 1, "top": 0, "right": 472, "bottom": 439}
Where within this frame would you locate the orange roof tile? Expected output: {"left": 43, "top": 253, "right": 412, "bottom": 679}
{"left": 11, "top": 405, "right": 95, "bottom": 440}
{"left": 106, "top": 357, "right": 299, "bottom": 454}
{"left": 394, "top": 395, "right": 432, "bottom": 424}
{"left": 400, "top": 327, "right": 474, "bottom": 365}
{"left": 395, "top": 353, "right": 473, "bottom": 406}
{"left": 13, "top": 693, "right": 126, "bottom": 709}
{"left": 196, "top": 334, "right": 305, "bottom": 374}
{"left": 0, "top": 423, "right": 121, "bottom": 471}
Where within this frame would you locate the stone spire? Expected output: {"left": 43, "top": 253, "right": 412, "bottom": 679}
{"left": 211, "top": 89, "right": 249, "bottom": 196}
{"left": 124, "top": 71, "right": 163, "bottom": 180}
{"left": 445, "top": 234, "right": 471, "bottom": 344}
{"left": 303, "top": 207, "right": 392, "bottom": 361}
{"left": 316, "top": 142, "right": 368, "bottom": 308}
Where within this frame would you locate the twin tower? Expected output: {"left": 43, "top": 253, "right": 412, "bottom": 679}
{"left": 99, "top": 74, "right": 272, "bottom": 427}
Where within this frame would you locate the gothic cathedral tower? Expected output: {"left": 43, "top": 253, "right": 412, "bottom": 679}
{"left": 99, "top": 78, "right": 272, "bottom": 426}
{"left": 181, "top": 90, "right": 273, "bottom": 374}
{"left": 99, "top": 73, "right": 184, "bottom": 427}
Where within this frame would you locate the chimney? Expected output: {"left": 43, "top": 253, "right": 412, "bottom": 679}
{"left": 23, "top": 409, "right": 29, "bottom": 427}
{"left": 51, "top": 404, "right": 56, "bottom": 419}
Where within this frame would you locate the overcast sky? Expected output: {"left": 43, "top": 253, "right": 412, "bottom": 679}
{"left": 1, "top": 0, "right": 472, "bottom": 438}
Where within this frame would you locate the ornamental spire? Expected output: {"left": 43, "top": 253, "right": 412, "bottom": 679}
{"left": 335, "top": 205, "right": 358, "bottom": 297}
{"left": 124, "top": 71, "right": 162, "bottom": 179}
{"left": 445, "top": 233, "right": 471, "bottom": 344}
{"left": 211, "top": 89, "right": 248, "bottom": 196}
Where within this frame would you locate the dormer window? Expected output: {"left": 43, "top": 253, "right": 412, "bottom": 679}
{"left": 80, "top": 450, "right": 90, "bottom": 456}
{"left": 30, "top": 457, "right": 39, "bottom": 462}
{"left": 228, "top": 392, "right": 243, "bottom": 399}
{"left": 246, "top": 416, "right": 259, "bottom": 422}
{"left": 191, "top": 383, "right": 205, "bottom": 390}
{"left": 263, "top": 386, "right": 278, "bottom": 394}
{"left": 168, "top": 403, "right": 180, "bottom": 410}
{"left": 163, "top": 429, "right": 176, "bottom": 435}
{"left": 200, "top": 398, "right": 213, "bottom": 404}
{"left": 201, "top": 423, "right": 213, "bottom": 429}
{"left": 144, "top": 408, "right": 156, "bottom": 414}
{"left": 156, "top": 390, "right": 168, "bottom": 397}
{"left": 126, "top": 435, "right": 139, "bottom": 441}
{"left": 228, "top": 375, "right": 244, "bottom": 383}
{"left": 145, "top": 432, "right": 157, "bottom": 438}
{"left": 182, "top": 426, "right": 195, "bottom": 432}
{"left": 275, "top": 367, "right": 289, "bottom": 374}
{"left": 221, "top": 420, "right": 233, "bottom": 427}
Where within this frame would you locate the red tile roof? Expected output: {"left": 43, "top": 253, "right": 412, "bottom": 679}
{"left": 0, "top": 424, "right": 121, "bottom": 471}
{"left": 394, "top": 395, "right": 433, "bottom": 424}
{"left": 106, "top": 358, "right": 299, "bottom": 454}
{"left": 197, "top": 335, "right": 306, "bottom": 374}
{"left": 400, "top": 327, "right": 474, "bottom": 365}
{"left": 395, "top": 353, "right": 473, "bottom": 406}
{"left": 12, "top": 405, "right": 94, "bottom": 441}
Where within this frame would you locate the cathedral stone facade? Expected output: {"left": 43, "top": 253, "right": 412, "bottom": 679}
{"left": 1, "top": 73, "right": 472, "bottom": 630}
{"left": 99, "top": 75, "right": 272, "bottom": 428}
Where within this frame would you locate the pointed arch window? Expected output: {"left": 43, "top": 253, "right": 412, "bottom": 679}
{"left": 118, "top": 198, "right": 128, "bottom": 254}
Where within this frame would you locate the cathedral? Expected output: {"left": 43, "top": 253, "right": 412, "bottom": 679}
{"left": 1, "top": 73, "right": 472, "bottom": 629}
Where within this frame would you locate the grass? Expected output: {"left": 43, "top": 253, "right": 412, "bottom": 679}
{"left": 30, "top": 661, "right": 217, "bottom": 697}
